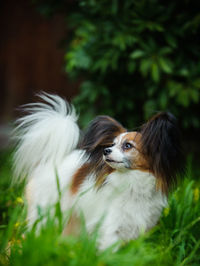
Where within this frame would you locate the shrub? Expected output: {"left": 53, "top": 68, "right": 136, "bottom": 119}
{"left": 34, "top": 0, "right": 200, "bottom": 129}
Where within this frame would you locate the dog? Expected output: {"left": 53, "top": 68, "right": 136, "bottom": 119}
{"left": 13, "top": 93, "right": 183, "bottom": 249}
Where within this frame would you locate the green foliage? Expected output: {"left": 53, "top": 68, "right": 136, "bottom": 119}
{"left": 0, "top": 151, "right": 200, "bottom": 265}
{"left": 61, "top": 0, "right": 200, "bottom": 128}
{"left": 0, "top": 150, "right": 25, "bottom": 227}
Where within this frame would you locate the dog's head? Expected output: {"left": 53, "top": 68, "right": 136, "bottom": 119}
{"left": 103, "top": 131, "right": 147, "bottom": 171}
{"left": 80, "top": 112, "right": 184, "bottom": 194}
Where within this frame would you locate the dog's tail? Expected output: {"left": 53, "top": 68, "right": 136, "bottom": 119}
{"left": 13, "top": 93, "right": 80, "bottom": 181}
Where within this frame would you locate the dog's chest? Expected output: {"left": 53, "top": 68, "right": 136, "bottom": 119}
{"left": 109, "top": 190, "right": 159, "bottom": 238}
{"left": 77, "top": 171, "right": 165, "bottom": 238}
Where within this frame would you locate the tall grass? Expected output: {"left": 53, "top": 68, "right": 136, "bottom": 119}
{"left": 0, "top": 150, "right": 200, "bottom": 265}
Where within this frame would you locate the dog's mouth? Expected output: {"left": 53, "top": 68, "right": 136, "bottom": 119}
{"left": 105, "top": 158, "right": 123, "bottom": 164}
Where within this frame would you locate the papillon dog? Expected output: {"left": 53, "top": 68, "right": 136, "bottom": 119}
{"left": 13, "top": 93, "right": 183, "bottom": 249}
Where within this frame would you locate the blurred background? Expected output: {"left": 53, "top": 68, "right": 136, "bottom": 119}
{"left": 1, "top": 2, "right": 200, "bottom": 263}
{"left": 0, "top": 0, "right": 200, "bottom": 158}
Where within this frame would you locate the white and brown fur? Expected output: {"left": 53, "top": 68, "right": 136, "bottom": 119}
{"left": 13, "top": 93, "right": 184, "bottom": 249}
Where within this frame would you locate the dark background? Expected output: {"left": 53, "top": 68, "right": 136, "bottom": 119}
{"left": 0, "top": 0, "right": 78, "bottom": 124}
{"left": 0, "top": 0, "right": 200, "bottom": 159}
{"left": 0, "top": 0, "right": 79, "bottom": 148}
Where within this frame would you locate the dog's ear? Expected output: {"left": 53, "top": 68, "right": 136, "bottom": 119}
{"left": 72, "top": 116, "right": 124, "bottom": 191}
{"left": 140, "top": 112, "right": 185, "bottom": 193}
{"left": 79, "top": 115, "right": 125, "bottom": 168}
{"left": 79, "top": 116, "right": 126, "bottom": 181}
{"left": 79, "top": 116, "right": 126, "bottom": 152}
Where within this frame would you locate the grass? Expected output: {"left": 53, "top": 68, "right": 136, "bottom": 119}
{"left": 0, "top": 150, "right": 200, "bottom": 265}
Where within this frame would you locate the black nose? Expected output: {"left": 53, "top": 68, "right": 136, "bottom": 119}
{"left": 103, "top": 148, "right": 112, "bottom": 156}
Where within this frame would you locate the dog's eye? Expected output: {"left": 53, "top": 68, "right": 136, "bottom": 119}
{"left": 123, "top": 142, "right": 133, "bottom": 150}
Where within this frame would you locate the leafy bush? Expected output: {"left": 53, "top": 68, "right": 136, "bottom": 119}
{"left": 33, "top": 0, "right": 200, "bottom": 128}
{"left": 63, "top": 0, "right": 200, "bottom": 128}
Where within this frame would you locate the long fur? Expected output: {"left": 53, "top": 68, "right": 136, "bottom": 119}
{"left": 77, "top": 116, "right": 126, "bottom": 189}
{"left": 12, "top": 94, "right": 183, "bottom": 250}
{"left": 13, "top": 93, "right": 79, "bottom": 181}
{"left": 140, "top": 112, "right": 184, "bottom": 193}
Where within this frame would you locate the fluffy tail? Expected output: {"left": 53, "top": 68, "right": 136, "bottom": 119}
{"left": 13, "top": 93, "right": 80, "bottom": 181}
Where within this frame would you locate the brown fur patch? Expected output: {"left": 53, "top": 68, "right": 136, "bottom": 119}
{"left": 95, "top": 165, "right": 114, "bottom": 188}
{"left": 155, "top": 178, "right": 167, "bottom": 193}
{"left": 123, "top": 132, "right": 168, "bottom": 191}
{"left": 70, "top": 163, "right": 114, "bottom": 194}
{"left": 70, "top": 164, "right": 91, "bottom": 194}
{"left": 124, "top": 133, "right": 168, "bottom": 191}
{"left": 63, "top": 213, "right": 80, "bottom": 236}
{"left": 71, "top": 115, "right": 125, "bottom": 193}
{"left": 121, "top": 131, "right": 142, "bottom": 144}
{"left": 120, "top": 132, "right": 151, "bottom": 171}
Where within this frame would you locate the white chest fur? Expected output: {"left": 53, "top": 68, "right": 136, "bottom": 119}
{"left": 76, "top": 170, "right": 167, "bottom": 249}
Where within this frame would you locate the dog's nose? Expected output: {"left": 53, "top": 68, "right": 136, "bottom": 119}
{"left": 103, "top": 148, "right": 112, "bottom": 156}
